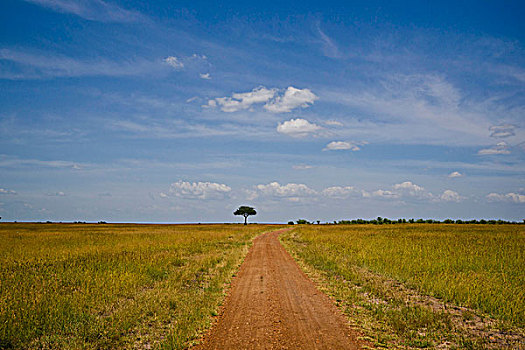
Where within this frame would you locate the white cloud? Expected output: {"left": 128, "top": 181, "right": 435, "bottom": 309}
{"left": 245, "top": 180, "right": 462, "bottom": 204}
{"left": 0, "top": 156, "right": 86, "bottom": 169}
{"left": 0, "top": 49, "right": 160, "bottom": 79}
{"left": 251, "top": 182, "right": 316, "bottom": 201}
{"left": 199, "top": 73, "right": 211, "bottom": 80}
{"left": 203, "top": 100, "right": 217, "bottom": 108}
{"left": 167, "top": 180, "right": 231, "bottom": 200}
{"left": 46, "top": 191, "right": 66, "bottom": 197}
{"left": 325, "top": 120, "right": 344, "bottom": 126}
{"left": 191, "top": 53, "right": 204, "bottom": 59}
{"left": 440, "top": 190, "right": 462, "bottom": 202}
{"left": 22, "top": 0, "right": 145, "bottom": 23}
{"left": 164, "top": 56, "right": 184, "bottom": 70}
{"left": 448, "top": 171, "right": 463, "bottom": 178}
{"left": 478, "top": 142, "right": 511, "bottom": 155}
{"left": 159, "top": 192, "right": 168, "bottom": 198}
{"left": 322, "top": 186, "right": 360, "bottom": 199}
{"left": 372, "top": 181, "right": 432, "bottom": 200}
{"left": 277, "top": 118, "right": 322, "bottom": 137}
{"left": 206, "top": 86, "right": 318, "bottom": 114}
{"left": 486, "top": 192, "right": 525, "bottom": 203}
{"left": 0, "top": 188, "right": 17, "bottom": 195}
{"left": 292, "top": 165, "right": 313, "bottom": 170}
{"left": 489, "top": 124, "right": 516, "bottom": 138}
{"left": 264, "top": 86, "right": 318, "bottom": 113}
{"left": 393, "top": 181, "right": 425, "bottom": 194}
{"left": 208, "top": 86, "right": 276, "bottom": 112}
{"left": 322, "top": 74, "right": 502, "bottom": 147}
{"left": 315, "top": 22, "right": 341, "bottom": 58}
{"left": 371, "top": 189, "right": 399, "bottom": 199}
{"left": 323, "top": 141, "right": 362, "bottom": 151}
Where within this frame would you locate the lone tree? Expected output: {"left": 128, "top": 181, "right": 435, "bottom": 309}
{"left": 234, "top": 206, "right": 257, "bottom": 225}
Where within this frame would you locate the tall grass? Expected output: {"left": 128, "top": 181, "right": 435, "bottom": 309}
{"left": 0, "top": 223, "right": 276, "bottom": 349}
{"left": 281, "top": 224, "right": 524, "bottom": 347}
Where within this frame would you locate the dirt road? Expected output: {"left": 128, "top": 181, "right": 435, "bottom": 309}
{"left": 195, "top": 228, "right": 363, "bottom": 349}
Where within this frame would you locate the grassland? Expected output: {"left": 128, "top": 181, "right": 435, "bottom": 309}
{"left": 281, "top": 224, "right": 525, "bottom": 349}
{"left": 0, "top": 223, "right": 279, "bottom": 349}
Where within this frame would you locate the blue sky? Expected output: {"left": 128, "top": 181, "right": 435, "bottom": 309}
{"left": 1, "top": 0, "right": 524, "bottom": 222}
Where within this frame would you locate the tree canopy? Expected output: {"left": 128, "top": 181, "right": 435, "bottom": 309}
{"left": 234, "top": 206, "right": 257, "bottom": 225}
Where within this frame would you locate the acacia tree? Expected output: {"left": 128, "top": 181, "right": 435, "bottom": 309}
{"left": 234, "top": 206, "right": 257, "bottom": 225}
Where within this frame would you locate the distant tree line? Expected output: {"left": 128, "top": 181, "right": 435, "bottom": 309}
{"left": 291, "top": 217, "right": 524, "bottom": 225}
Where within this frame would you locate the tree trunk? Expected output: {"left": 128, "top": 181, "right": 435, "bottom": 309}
{"left": 244, "top": 215, "right": 248, "bottom": 225}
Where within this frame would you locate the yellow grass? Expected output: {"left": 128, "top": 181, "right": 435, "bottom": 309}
{"left": 281, "top": 224, "right": 525, "bottom": 348}
{"left": 0, "top": 223, "right": 279, "bottom": 349}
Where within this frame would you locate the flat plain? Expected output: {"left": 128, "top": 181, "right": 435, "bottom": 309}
{"left": 2, "top": 223, "right": 524, "bottom": 349}
{"left": 0, "top": 223, "right": 278, "bottom": 349}
{"left": 280, "top": 224, "right": 525, "bottom": 349}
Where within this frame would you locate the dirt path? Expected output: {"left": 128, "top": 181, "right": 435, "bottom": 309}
{"left": 195, "top": 228, "right": 364, "bottom": 349}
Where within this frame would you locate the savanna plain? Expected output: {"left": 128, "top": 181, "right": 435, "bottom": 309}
{"left": 1, "top": 223, "right": 524, "bottom": 349}
{"left": 280, "top": 224, "right": 525, "bottom": 349}
{"left": 0, "top": 223, "right": 280, "bottom": 349}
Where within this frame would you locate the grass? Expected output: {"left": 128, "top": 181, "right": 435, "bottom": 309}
{"left": 0, "top": 223, "right": 279, "bottom": 349}
{"left": 280, "top": 224, "right": 525, "bottom": 348}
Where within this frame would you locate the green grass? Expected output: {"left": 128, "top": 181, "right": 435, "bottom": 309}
{"left": 281, "top": 224, "right": 525, "bottom": 348}
{"left": 0, "top": 223, "right": 279, "bottom": 349}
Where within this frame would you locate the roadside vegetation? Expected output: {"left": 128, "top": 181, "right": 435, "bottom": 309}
{"left": 280, "top": 224, "right": 525, "bottom": 349}
{"left": 0, "top": 223, "right": 278, "bottom": 349}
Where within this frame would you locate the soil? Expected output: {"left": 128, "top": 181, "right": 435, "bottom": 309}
{"left": 194, "top": 228, "right": 365, "bottom": 349}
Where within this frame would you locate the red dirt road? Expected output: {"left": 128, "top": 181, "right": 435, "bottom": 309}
{"left": 195, "top": 228, "right": 363, "bottom": 349}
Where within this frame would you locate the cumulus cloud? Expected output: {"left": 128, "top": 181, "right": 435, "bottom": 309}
{"left": 448, "top": 171, "right": 463, "bottom": 178}
{"left": 372, "top": 181, "right": 434, "bottom": 200}
{"left": 164, "top": 56, "right": 184, "bottom": 70}
{"left": 250, "top": 182, "right": 316, "bottom": 202}
{"left": 486, "top": 192, "right": 525, "bottom": 203}
{"left": 326, "top": 182, "right": 463, "bottom": 202}
{"left": 0, "top": 188, "right": 17, "bottom": 195}
{"left": 478, "top": 142, "right": 511, "bottom": 155}
{"left": 440, "top": 190, "right": 462, "bottom": 202}
{"left": 393, "top": 181, "right": 425, "bottom": 195}
{"left": 371, "top": 189, "right": 399, "bottom": 199}
{"left": 323, "top": 141, "right": 362, "bottom": 151}
{"left": 242, "top": 180, "right": 466, "bottom": 204}
{"left": 277, "top": 118, "right": 322, "bottom": 137}
{"left": 264, "top": 87, "right": 318, "bottom": 113}
{"left": 206, "top": 86, "right": 317, "bottom": 113}
{"left": 199, "top": 73, "right": 211, "bottom": 80}
{"left": 322, "top": 186, "right": 360, "bottom": 199}
{"left": 167, "top": 180, "right": 231, "bottom": 200}
{"left": 489, "top": 124, "right": 516, "bottom": 138}
{"left": 206, "top": 86, "right": 276, "bottom": 112}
